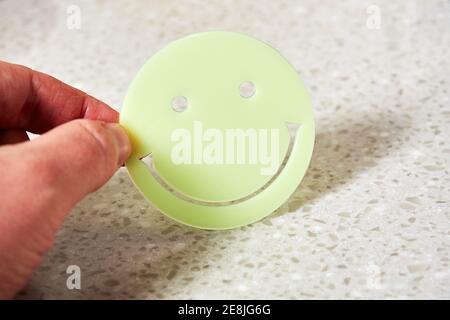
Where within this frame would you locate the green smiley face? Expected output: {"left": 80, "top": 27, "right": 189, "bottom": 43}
{"left": 120, "top": 32, "right": 314, "bottom": 230}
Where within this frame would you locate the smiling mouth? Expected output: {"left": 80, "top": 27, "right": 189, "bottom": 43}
{"left": 140, "top": 122, "right": 301, "bottom": 207}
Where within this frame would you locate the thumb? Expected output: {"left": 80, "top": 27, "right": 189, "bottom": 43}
{"left": 25, "top": 119, "right": 131, "bottom": 204}
{"left": 0, "top": 119, "right": 131, "bottom": 298}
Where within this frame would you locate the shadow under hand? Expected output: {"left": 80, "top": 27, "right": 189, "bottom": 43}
{"left": 19, "top": 172, "right": 223, "bottom": 299}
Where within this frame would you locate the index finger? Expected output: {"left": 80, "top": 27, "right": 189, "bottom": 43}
{"left": 0, "top": 60, "right": 119, "bottom": 134}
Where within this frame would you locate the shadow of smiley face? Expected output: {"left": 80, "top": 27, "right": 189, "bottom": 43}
{"left": 120, "top": 32, "right": 315, "bottom": 230}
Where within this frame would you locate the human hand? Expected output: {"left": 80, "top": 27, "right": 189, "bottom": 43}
{"left": 0, "top": 61, "right": 131, "bottom": 299}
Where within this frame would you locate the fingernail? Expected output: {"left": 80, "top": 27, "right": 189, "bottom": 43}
{"left": 105, "top": 123, "right": 131, "bottom": 165}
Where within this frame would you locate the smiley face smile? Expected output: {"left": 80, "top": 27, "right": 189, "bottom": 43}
{"left": 140, "top": 122, "right": 301, "bottom": 206}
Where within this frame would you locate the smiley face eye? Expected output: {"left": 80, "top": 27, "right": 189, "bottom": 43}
{"left": 171, "top": 95, "right": 188, "bottom": 112}
{"left": 239, "top": 81, "right": 255, "bottom": 98}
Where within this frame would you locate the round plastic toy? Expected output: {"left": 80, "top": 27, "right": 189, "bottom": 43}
{"left": 120, "top": 31, "right": 314, "bottom": 230}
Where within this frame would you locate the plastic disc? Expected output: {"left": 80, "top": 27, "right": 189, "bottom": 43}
{"left": 120, "top": 32, "right": 315, "bottom": 230}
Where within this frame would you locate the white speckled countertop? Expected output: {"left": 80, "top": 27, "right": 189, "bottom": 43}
{"left": 1, "top": 0, "right": 449, "bottom": 299}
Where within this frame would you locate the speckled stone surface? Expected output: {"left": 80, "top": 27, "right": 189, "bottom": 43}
{"left": 1, "top": 0, "right": 449, "bottom": 299}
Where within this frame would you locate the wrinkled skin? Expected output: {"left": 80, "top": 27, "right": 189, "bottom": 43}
{"left": 0, "top": 61, "right": 131, "bottom": 299}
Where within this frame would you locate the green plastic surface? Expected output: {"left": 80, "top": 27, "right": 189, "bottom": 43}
{"left": 120, "top": 32, "right": 315, "bottom": 230}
